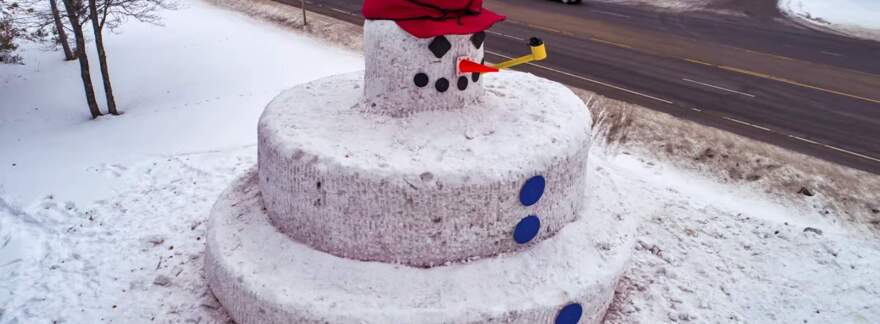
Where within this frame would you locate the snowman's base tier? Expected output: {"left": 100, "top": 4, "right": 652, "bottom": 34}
{"left": 206, "top": 170, "right": 633, "bottom": 324}
{"left": 258, "top": 71, "right": 592, "bottom": 267}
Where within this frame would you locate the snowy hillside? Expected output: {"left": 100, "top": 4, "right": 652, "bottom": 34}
{"left": 780, "top": 0, "right": 880, "bottom": 41}
{"left": 1, "top": 1, "right": 878, "bottom": 323}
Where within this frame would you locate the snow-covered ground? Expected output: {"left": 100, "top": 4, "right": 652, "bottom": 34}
{"left": 600, "top": 154, "right": 880, "bottom": 323}
{"left": 0, "top": 2, "right": 359, "bottom": 321}
{"left": 1, "top": 1, "right": 879, "bottom": 323}
{"left": 0, "top": 1, "right": 362, "bottom": 205}
{"left": 780, "top": 0, "right": 880, "bottom": 41}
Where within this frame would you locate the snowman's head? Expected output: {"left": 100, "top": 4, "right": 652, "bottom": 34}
{"left": 361, "top": 0, "right": 506, "bottom": 117}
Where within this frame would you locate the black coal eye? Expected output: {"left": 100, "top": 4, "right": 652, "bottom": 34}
{"left": 428, "top": 36, "right": 452, "bottom": 59}
{"left": 414, "top": 73, "right": 429, "bottom": 87}
{"left": 470, "top": 31, "right": 486, "bottom": 49}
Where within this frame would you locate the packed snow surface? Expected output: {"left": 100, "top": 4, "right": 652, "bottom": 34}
{"left": 780, "top": 0, "right": 880, "bottom": 41}
{"left": 1, "top": 1, "right": 879, "bottom": 324}
{"left": 206, "top": 170, "right": 629, "bottom": 323}
{"left": 258, "top": 71, "right": 592, "bottom": 267}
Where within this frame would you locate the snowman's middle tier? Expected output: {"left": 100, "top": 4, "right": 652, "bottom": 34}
{"left": 258, "top": 71, "right": 591, "bottom": 267}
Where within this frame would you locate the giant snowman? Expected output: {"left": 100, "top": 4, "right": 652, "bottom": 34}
{"left": 205, "top": 0, "right": 633, "bottom": 323}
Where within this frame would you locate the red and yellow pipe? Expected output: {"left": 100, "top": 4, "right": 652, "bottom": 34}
{"left": 458, "top": 37, "right": 548, "bottom": 74}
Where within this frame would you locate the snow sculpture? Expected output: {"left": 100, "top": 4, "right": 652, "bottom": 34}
{"left": 205, "top": 0, "right": 633, "bottom": 323}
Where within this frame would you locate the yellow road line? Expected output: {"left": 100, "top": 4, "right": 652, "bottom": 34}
{"left": 741, "top": 47, "right": 795, "bottom": 62}
{"left": 523, "top": 23, "right": 569, "bottom": 36}
{"left": 590, "top": 37, "right": 633, "bottom": 49}
{"left": 486, "top": 50, "right": 674, "bottom": 104}
{"left": 684, "top": 58, "right": 880, "bottom": 105}
{"left": 685, "top": 58, "right": 713, "bottom": 66}
{"left": 486, "top": 30, "right": 525, "bottom": 42}
{"left": 490, "top": 49, "right": 880, "bottom": 165}
{"left": 503, "top": 15, "right": 879, "bottom": 81}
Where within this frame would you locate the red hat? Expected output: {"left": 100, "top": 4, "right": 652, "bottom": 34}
{"left": 362, "top": 0, "right": 506, "bottom": 39}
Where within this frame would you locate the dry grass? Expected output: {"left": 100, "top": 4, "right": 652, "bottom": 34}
{"left": 206, "top": 0, "right": 880, "bottom": 236}
{"left": 204, "top": 0, "right": 363, "bottom": 51}
{"left": 575, "top": 88, "right": 880, "bottom": 237}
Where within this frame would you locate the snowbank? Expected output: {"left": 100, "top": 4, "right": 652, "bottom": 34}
{"left": 1, "top": 0, "right": 879, "bottom": 323}
{"left": 780, "top": 0, "right": 880, "bottom": 41}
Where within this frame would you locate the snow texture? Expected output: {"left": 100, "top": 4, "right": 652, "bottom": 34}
{"left": 207, "top": 169, "right": 631, "bottom": 324}
{"left": 780, "top": 0, "right": 880, "bottom": 41}
{"left": 600, "top": 155, "right": 880, "bottom": 323}
{"left": 363, "top": 20, "right": 485, "bottom": 117}
{"left": 258, "top": 71, "right": 590, "bottom": 267}
{"left": 2, "top": 1, "right": 879, "bottom": 323}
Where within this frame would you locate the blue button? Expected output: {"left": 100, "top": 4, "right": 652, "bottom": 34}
{"left": 513, "top": 215, "right": 541, "bottom": 244}
{"left": 555, "top": 303, "right": 583, "bottom": 324}
{"left": 519, "top": 176, "right": 545, "bottom": 206}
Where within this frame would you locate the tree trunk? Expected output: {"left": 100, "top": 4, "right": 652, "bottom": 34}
{"left": 50, "top": 0, "right": 75, "bottom": 61}
{"left": 301, "top": 0, "right": 307, "bottom": 26}
{"left": 88, "top": 0, "right": 118, "bottom": 115}
{"left": 62, "top": 0, "right": 102, "bottom": 119}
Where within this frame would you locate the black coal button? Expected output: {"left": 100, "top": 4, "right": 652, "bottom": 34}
{"left": 435, "top": 78, "right": 450, "bottom": 92}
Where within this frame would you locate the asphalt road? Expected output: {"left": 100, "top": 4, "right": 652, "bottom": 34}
{"left": 277, "top": 0, "right": 880, "bottom": 174}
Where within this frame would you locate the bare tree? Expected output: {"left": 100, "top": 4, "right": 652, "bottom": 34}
{"left": 49, "top": 0, "right": 74, "bottom": 60}
{"left": 83, "top": 0, "right": 173, "bottom": 116}
{"left": 1, "top": 0, "right": 24, "bottom": 63}
{"left": 87, "top": 0, "right": 116, "bottom": 114}
{"left": 62, "top": 0, "right": 102, "bottom": 118}
{"left": 7, "top": 0, "right": 78, "bottom": 62}
{"left": 9, "top": 0, "right": 172, "bottom": 117}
